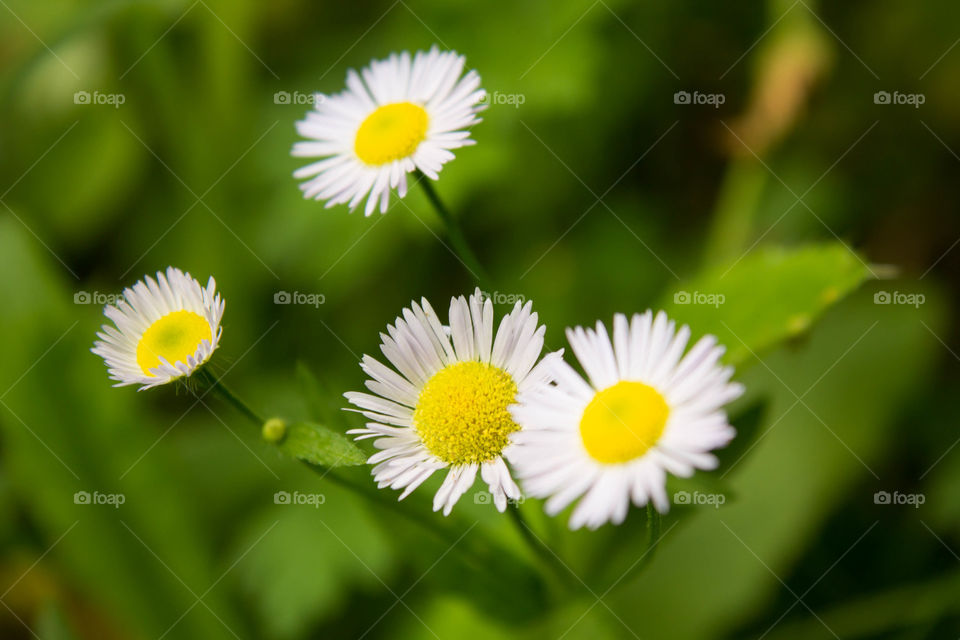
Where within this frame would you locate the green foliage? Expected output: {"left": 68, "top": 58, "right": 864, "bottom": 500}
{"left": 0, "top": 0, "right": 956, "bottom": 638}
{"left": 233, "top": 496, "right": 395, "bottom": 639}
{"left": 0, "top": 220, "right": 245, "bottom": 639}
{"left": 34, "top": 601, "right": 80, "bottom": 640}
{"left": 625, "top": 289, "right": 946, "bottom": 638}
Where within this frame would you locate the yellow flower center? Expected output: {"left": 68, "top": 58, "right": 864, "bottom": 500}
{"left": 413, "top": 361, "right": 519, "bottom": 465}
{"left": 579, "top": 381, "right": 669, "bottom": 464}
{"left": 136, "top": 310, "right": 212, "bottom": 376}
{"left": 354, "top": 102, "right": 429, "bottom": 166}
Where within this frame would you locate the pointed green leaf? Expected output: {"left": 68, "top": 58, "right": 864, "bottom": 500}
{"left": 661, "top": 243, "right": 874, "bottom": 365}
{"left": 271, "top": 421, "right": 366, "bottom": 468}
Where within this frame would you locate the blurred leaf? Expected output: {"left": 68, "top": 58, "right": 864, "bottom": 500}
{"left": 714, "top": 401, "right": 768, "bottom": 471}
{"left": 0, "top": 218, "right": 245, "bottom": 639}
{"left": 233, "top": 496, "right": 394, "bottom": 639}
{"left": 273, "top": 421, "right": 366, "bottom": 468}
{"left": 34, "top": 601, "right": 79, "bottom": 640}
{"left": 662, "top": 243, "right": 874, "bottom": 366}
{"left": 295, "top": 361, "right": 344, "bottom": 428}
{"left": 27, "top": 118, "right": 144, "bottom": 247}
{"left": 766, "top": 570, "right": 960, "bottom": 639}
{"left": 615, "top": 288, "right": 945, "bottom": 639}
{"left": 925, "top": 454, "right": 960, "bottom": 533}
{"left": 393, "top": 594, "right": 516, "bottom": 639}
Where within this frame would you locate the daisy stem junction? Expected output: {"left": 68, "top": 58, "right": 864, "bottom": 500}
{"left": 415, "top": 170, "right": 492, "bottom": 287}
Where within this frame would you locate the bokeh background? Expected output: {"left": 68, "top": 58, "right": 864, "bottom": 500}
{"left": 1, "top": 0, "right": 959, "bottom": 638}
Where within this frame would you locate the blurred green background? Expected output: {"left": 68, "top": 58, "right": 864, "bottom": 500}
{"left": 1, "top": 0, "right": 959, "bottom": 638}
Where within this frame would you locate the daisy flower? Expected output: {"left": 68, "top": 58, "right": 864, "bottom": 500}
{"left": 292, "top": 46, "right": 486, "bottom": 216}
{"left": 91, "top": 267, "right": 224, "bottom": 390}
{"left": 509, "top": 311, "right": 744, "bottom": 530}
{"left": 345, "top": 289, "right": 560, "bottom": 515}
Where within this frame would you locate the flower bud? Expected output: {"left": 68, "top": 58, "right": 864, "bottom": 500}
{"left": 262, "top": 417, "right": 287, "bottom": 443}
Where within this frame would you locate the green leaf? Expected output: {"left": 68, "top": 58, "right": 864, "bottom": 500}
{"left": 661, "top": 243, "right": 874, "bottom": 365}
{"left": 233, "top": 498, "right": 395, "bottom": 639}
{"left": 272, "top": 421, "right": 366, "bottom": 468}
{"left": 619, "top": 288, "right": 946, "bottom": 639}
{"left": 34, "top": 601, "right": 80, "bottom": 640}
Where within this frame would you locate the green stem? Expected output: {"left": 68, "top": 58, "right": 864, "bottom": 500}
{"left": 702, "top": 159, "right": 768, "bottom": 268}
{"left": 508, "top": 505, "right": 577, "bottom": 590}
{"left": 415, "top": 170, "right": 492, "bottom": 286}
{"left": 194, "top": 370, "right": 403, "bottom": 520}
{"left": 195, "top": 368, "right": 264, "bottom": 426}
{"left": 194, "top": 368, "right": 487, "bottom": 561}
{"left": 607, "top": 504, "right": 662, "bottom": 590}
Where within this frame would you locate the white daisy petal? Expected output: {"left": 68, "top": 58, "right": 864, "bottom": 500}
{"left": 449, "top": 295, "right": 476, "bottom": 362}
{"left": 443, "top": 463, "right": 478, "bottom": 516}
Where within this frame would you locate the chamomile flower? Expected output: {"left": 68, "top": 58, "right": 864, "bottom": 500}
{"left": 292, "top": 46, "right": 485, "bottom": 216}
{"left": 509, "top": 311, "right": 744, "bottom": 530}
{"left": 91, "top": 267, "right": 224, "bottom": 390}
{"left": 345, "top": 289, "right": 560, "bottom": 515}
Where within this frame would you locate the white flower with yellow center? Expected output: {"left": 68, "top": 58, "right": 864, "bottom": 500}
{"left": 91, "top": 267, "right": 224, "bottom": 390}
{"left": 292, "top": 46, "right": 486, "bottom": 216}
{"left": 345, "top": 290, "right": 560, "bottom": 515}
{"left": 509, "top": 311, "right": 744, "bottom": 530}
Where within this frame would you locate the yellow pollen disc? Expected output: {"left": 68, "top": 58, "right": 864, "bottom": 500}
{"left": 413, "top": 361, "right": 519, "bottom": 466}
{"left": 136, "top": 310, "right": 212, "bottom": 376}
{"left": 580, "top": 381, "right": 669, "bottom": 464}
{"left": 354, "top": 102, "right": 429, "bottom": 165}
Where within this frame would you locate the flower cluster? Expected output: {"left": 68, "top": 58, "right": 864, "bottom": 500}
{"left": 93, "top": 275, "right": 741, "bottom": 529}
{"left": 91, "top": 46, "right": 743, "bottom": 531}
{"left": 345, "top": 290, "right": 742, "bottom": 529}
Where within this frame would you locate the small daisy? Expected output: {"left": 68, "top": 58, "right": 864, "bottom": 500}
{"left": 292, "top": 46, "right": 485, "bottom": 216}
{"left": 92, "top": 267, "right": 224, "bottom": 390}
{"left": 345, "top": 289, "right": 560, "bottom": 515}
{"left": 509, "top": 311, "right": 744, "bottom": 530}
